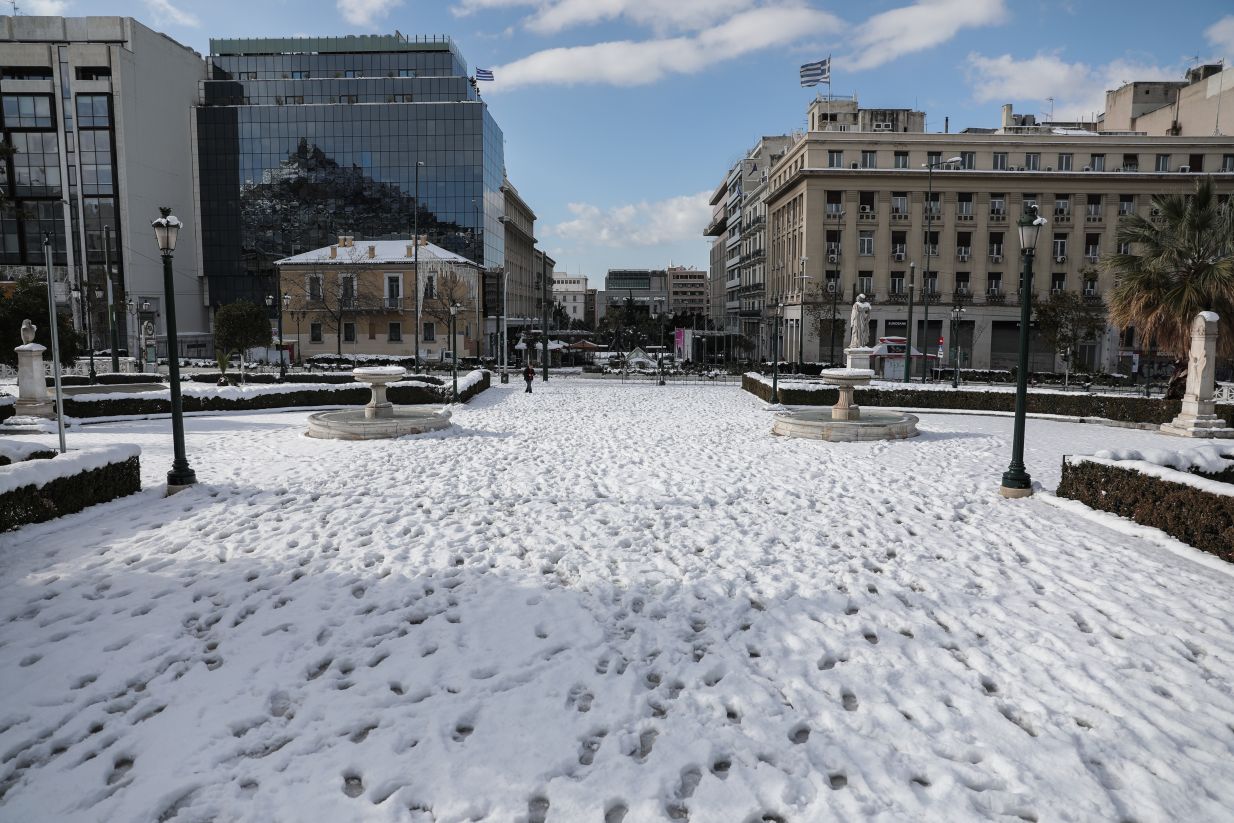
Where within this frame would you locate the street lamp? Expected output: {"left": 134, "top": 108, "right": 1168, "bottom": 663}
{"left": 126, "top": 297, "right": 151, "bottom": 373}
{"left": 1000, "top": 204, "right": 1046, "bottom": 499}
{"left": 104, "top": 225, "right": 120, "bottom": 374}
{"left": 152, "top": 209, "right": 197, "bottom": 490}
{"left": 771, "top": 301, "right": 784, "bottom": 403}
{"left": 921, "top": 156, "right": 962, "bottom": 382}
{"left": 412, "top": 159, "right": 425, "bottom": 373}
{"left": 795, "top": 255, "right": 810, "bottom": 372}
{"left": 950, "top": 304, "right": 966, "bottom": 389}
{"left": 827, "top": 277, "right": 839, "bottom": 365}
{"left": 449, "top": 300, "right": 460, "bottom": 403}
{"left": 265, "top": 289, "right": 287, "bottom": 381}
{"left": 72, "top": 285, "right": 98, "bottom": 381}
{"left": 903, "top": 261, "right": 915, "bottom": 383}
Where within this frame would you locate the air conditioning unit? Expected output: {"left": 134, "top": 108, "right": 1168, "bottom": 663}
{"left": 1055, "top": 255, "right": 1066, "bottom": 264}
{"left": 991, "top": 255, "right": 1003, "bottom": 263}
{"left": 1017, "top": 166, "right": 1026, "bottom": 171}
{"left": 1150, "top": 207, "right": 1161, "bottom": 216}
{"left": 860, "top": 205, "right": 872, "bottom": 214}
{"left": 851, "top": 162, "right": 860, "bottom": 169}
{"left": 1046, "top": 166, "right": 1053, "bottom": 172}
{"left": 894, "top": 252, "right": 906, "bottom": 261}
{"left": 828, "top": 254, "right": 838, "bottom": 263}
{"left": 1054, "top": 208, "right": 1068, "bottom": 217}
{"left": 1082, "top": 166, "right": 1092, "bottom": 172}
{"left": 1179, "top": 165, "right": 1191, "bottom": 173}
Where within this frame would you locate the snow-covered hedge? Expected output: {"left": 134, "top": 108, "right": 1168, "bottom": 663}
{"left": 62, "top": 370, "right": 490, "bottom": 419}
{"left": 1058, "top": 454, "right": 1234, "bottom": 559}
{"left": 741, "top": 373, "right": 1233, "bottom": 427}
{"left": 0, "top": 440, "right": 56, "bottom": 466}
{"left": 54, "top": 373, "right": 163, "bottom": 387}
{"left": 0, "top": 444, "right": 141, "bottom": 531}
{"left": 188, "top": 372, "right": 443, "bottom": 386}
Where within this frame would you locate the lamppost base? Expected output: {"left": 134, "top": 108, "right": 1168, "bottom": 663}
{"left": 999, "top": 484, "right": 1034, "bottom": 499}
{"left": 167, "top": 467, "right": 197, "bottom": 492}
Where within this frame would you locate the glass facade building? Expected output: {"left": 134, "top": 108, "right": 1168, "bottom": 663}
{"left": 196, "top": 34, "right": 505, "bottom": 306}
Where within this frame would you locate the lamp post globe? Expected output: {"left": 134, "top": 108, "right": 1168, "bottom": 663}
{"left": 1000, "top": 204, "right": 1046, "bottom": 498}
{"left": 151, "top": 209, "right": 196, "bottom": 490}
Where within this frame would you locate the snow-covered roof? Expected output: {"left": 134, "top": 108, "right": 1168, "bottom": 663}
{"left": 275, "top": 239, "right": 477, "bottom": 267}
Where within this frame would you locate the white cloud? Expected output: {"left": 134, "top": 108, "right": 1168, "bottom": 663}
{"left": 452, "top": 0, "right": 755, "bottom": 34}
{"left": 142, "top": 0, "right": 199, "bottom": 27}
{"left": 964, "top": 51, "right": 1180, "bottom": 120}
{"left": 1206, "top": 15, "right": 1234, "bottom": 61}
{"left": 492, "top": 5, "right": 842, "bottom": 89}
{"left": 843, "top": 0, "right": 1007, "bottom": 71}
{"left": 337, "top": 0, "right": 403, "bottom": 27}
{"left": 24, "top": 0, "right": 69, "bottom": 13}
{"left": 545, "top": 192, "right": 712, "bottom": 248}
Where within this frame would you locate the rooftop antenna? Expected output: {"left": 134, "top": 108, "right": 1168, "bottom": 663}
{"left": 9, "top": 1, "right": 19, "bottom": 14}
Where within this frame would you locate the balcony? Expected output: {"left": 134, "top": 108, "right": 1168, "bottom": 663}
{"left": 985, "top": 290, "right": 1006, "bottom": 305}
{"left": 858, "top": 207, "right": 877, "bottom": 221}
{"left": 920, "top": 289, "right": 941, "bottom": 304}
{"left": 1085, "top": 209, "right": 1103, "bottom": 223}
{"left": 884, "top": 292, "right": 907, "bottom": 304}
{"left": 956, "top": 210, "right": 975, "bottom": 223}
{"left": 383, "top": 297, "right": 404, "bottom": 310}
{"left": 956, "top": 247, "right": 971, "bottom": 261}
{"left": 825, "top": 209, "right": 845, "bottom": 221}
{"left": 953, "top": 288, "right": 972, "bottom": 304}
{"left": 1053, "top": 209, "right": 1072, "bottom": 224}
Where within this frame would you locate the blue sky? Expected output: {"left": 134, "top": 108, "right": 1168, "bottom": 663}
{"left": 25, "top": 0, "right": 1234, "bottom": 284}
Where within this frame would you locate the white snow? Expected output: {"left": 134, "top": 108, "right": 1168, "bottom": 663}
{"left": 0, "top": 443, "right": 139, "bottom": 495}
{"left": 64, "top": 372, "right": 479, "bottom": 405}
{"left": 1090, "top": 445, "right": 1234, "bottom": 475}
{"left": 1067, "top": 455, "right": 1234, "bottom": 498}
{"left": 0, "top": 439, "right": 54, "bottom": 463}
{"left": 1, "top": 381, "right": 1233, "bottom": 822}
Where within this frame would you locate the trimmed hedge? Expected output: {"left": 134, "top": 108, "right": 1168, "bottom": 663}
{"left": 0, "top": 450, "right": 55, "bottom": 467}
{"left": 52, "top": 373, "right": 164, "bottom": 387}
{"left": 741, "top": 374, "right": 1234, "bottom": 427}
{"left": 1057, "top": 461, "right": 1234, "bottom": 559}
{"left": 0, "top": 455, "right": 141, "bottom": 532}
{"left": 63, "top": 370, "right": 490, "bottom": 418}
{"left": 188, "top": 372, "right": 445, "bottom": 386}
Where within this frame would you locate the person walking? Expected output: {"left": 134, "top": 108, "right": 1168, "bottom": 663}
{"left": 523, "top": 362, "right": 535, "bottom": 393}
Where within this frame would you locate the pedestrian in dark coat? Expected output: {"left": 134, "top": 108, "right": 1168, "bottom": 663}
{"left": 523, "top": 363, "right": 535, "bottom": 393}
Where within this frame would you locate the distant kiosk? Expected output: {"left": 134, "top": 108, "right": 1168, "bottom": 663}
{"left": 870, "top": 336, "right": 933, "bottom": 380}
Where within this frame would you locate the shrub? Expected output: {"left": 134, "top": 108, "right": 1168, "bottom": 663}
{"left": 741, "top": 374, "right": 1233, "bottom": 426}
{"left": 1057, "top": 460, "right": 1234, "bottom": 559}
{"left": 63, "top": 371, "right": 488, "bottom": 418}
{"left": 54, "top": 373, "right": 164, "bottom": 387}
{"left": 0, "top": 455, "right": 141, "bottom": 532}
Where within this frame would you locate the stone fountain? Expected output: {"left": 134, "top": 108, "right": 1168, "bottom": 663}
{"left": 772, "top": 295, "right": 919, "bottom": 442}
{"left": 306, "top": 366, "right": 452, "bottom": 440}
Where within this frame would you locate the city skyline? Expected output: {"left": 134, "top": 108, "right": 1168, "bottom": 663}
{"left": 14, "top": 0, "right": 1234, "bottom": 279}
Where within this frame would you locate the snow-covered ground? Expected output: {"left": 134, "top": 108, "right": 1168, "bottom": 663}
{"left": 2, "top": 380, "right": 1233, "bottom": 822}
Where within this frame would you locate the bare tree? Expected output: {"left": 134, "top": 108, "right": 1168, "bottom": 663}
{"left": 423, "top": 268, "right": 475, "bottom": 355}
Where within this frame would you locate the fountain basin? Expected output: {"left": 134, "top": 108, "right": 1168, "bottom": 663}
{"left": 352, "top": 366, "right": 408, "bottom": 420}
{"left": 772, "top": 408, "right": 919, "bottom": 442}
{"left": 307, "top": 406, "right": 451, "bottom": 440}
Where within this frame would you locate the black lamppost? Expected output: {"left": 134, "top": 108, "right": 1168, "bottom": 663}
{"left": 1000, "top": 204, "right": 1046, "bottom": 499}
{"left": 827, "top": 278, "right": 839, "bottom": 365}
{"left": 921, "top": 156, "right": 962, "bottom": 382}
{"left": 796, "top": 256, "right": 809, "bottom": 371}
{"left": 73, "top": 284, "right": 98, "bottom": 381}
{"left": 152, "top": 209, "right": 197, "bottom": 489}
{"left": 903, "top": 261, "right": 915, "bottom": 383}
{"left": 126, "top": 297, "right": 150, "bottom": 373}
{"left": 412, "top": 159, "right": 425, "bottom": 373}
{"left": 265, "top": 288, "right": 287, "bottom": 381}
{"left": 449, "top": 300, "right": 460, "bottom": 402}
{"left": 771, "top": 301, "right": 783, "bottom": 403}
{"left": 950, "top": 304, "right": 966, "bottom": 389}
{"left": 104, "top": 225, "right": 120, "bottom": 374}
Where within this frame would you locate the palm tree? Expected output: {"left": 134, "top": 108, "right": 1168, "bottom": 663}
{"left": 1104, "top": 177, "right": 1234, "bottom": 397}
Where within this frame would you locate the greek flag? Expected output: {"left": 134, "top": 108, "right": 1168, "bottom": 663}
{"left": 475, "top": 68, "right": 494, "bottom": 81}
{"left": 799, "top": 57, "right": 830, "bottom": 87}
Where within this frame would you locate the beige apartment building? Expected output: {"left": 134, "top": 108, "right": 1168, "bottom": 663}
{"left": 276, "top": 236, "right": 482, "bottom": 362}
{"left": 496, "top": 179, "right": 538, "bottom": 339}
{"left": 667, "top": 265, "right": 707, "bottom": 317}
{"left": 552, "top": 274, "right": 588, "bottom": 325}
{"left": 764, "top": 92, "right": 1234, "bottom": 372}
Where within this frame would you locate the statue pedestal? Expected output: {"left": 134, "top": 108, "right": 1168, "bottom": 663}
{"left": 1161, "top": 312, "right": 1234, "bottom": 439}
{"left": 845, "top": 347, "right": 874, "bottom": 371}
{"left": 14, "top": 342, "right": 54, "bottom": 419}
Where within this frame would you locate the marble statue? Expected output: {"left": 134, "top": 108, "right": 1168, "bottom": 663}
{"left": 20, "top": 318, "right": 35, "bottom": 344}
{"left": 1161, "top": 311, "right": 1234, "bottom": 438}
{"left": 848, "top": 295, "right": 871, "bottom": 349}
